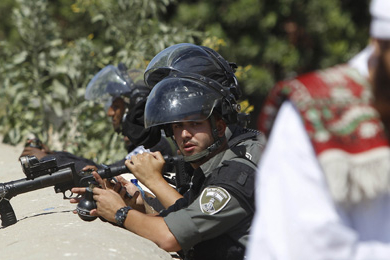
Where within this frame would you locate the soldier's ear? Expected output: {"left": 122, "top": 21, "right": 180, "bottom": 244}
{"left": 216, "top": 119, "right": 226, "bottom": 137}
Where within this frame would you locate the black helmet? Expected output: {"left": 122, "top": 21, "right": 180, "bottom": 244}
{"left": 144, "top": 43, "right": 241, "bottom": 100}
{"left": 145, "top": 73, "right": 241, "bottom": 131}
{"left": 144, "top": 44, "right": 245, "bottom": 163}
{"left": 85, "top": 63, "right": 149, "bottom": 111}
{"left": 144, "top": 73, "right": 241, "bottom": 163}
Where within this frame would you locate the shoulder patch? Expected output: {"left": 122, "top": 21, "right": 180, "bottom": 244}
{"left": 199, "top": 186, "right": 231, "bottom": 215}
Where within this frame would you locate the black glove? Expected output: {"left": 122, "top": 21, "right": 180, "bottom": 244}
{"left": 121, "top": 99, "right": 162, "bottom": 149}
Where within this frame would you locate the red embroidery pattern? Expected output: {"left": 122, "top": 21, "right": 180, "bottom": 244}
{"left": 258, "top": 65, "right": 389, "bottom": 156}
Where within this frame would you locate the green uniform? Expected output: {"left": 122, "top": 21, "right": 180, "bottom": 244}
{"left": 162, "top": 135, "right": 262, "bottom": 260}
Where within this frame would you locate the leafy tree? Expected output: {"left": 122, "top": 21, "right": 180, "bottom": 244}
{"left": 0, "top": 0, "right": 199, "bottom": 163}
{"left": 166, "top": 0, "right": 370, "bottom": 128}
{"left": 0, "top": 0, "right": 371, "bottom": 162}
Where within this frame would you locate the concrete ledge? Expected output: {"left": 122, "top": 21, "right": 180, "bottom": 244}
{"left": 0, "top": 141, "right": 174, "bottom": 259}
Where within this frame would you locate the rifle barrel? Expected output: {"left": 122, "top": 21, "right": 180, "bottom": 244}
{"left": 97, "top": 165, "right": 130, "bottom": 179}
{"left": 3, "top": 167, "right": 74, "bottom": 200}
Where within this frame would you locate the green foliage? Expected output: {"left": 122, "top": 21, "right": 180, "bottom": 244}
{"left": 0, "top": 0, "right": 371, "bottom": 161}
{"left": 0, "top": 0, "right": 198, "bottom": 164}
{"left": 0, "top": 0, "right": 18, "bottom": 42}
{"left": 167, "top": 0, "right": 370, "bottom": 127}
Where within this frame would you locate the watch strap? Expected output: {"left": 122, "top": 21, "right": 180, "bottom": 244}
{"left": 115, "top": 206, "right": 132, "bottom": 227}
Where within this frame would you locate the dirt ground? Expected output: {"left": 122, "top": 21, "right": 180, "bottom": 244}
{"left": 0, "top": 140, "right": 175, "bottom": 259}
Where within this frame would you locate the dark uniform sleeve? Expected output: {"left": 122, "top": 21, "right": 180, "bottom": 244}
{"left": 121, "top": 99, "right": 162, "bottom": 149}
{"left": 44, "top": 151, "right": 99, "bottom": 172}
{"left": 163, "top": 186, "right": 248, "bottom": 251}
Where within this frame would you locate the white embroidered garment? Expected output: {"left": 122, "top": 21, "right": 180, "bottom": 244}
{"left": 247, "top": 101, "right": 390, "bottom": 260}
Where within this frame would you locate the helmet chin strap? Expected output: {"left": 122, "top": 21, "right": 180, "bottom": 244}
{"left": 116, "top": 107, "right": 129, "bottom": 134}
{"left": 182, "top": 114, "right": 224, "bottom": 163}
{"left": 183, "top": 139, "right": 222, "bottom": 163}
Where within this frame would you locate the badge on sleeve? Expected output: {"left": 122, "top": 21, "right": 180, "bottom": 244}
{"left": 199, "top": 186, "right": 231, "bottom": 215}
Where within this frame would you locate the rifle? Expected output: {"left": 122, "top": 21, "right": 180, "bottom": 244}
{"left": 164, "top": 155, "right": 193, "bottom": 195}
{"left": 0, "top": 154, "right": 191, "bottom": 227}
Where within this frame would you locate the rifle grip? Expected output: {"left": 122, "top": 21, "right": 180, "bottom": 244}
{"left": 0, "top": 199, "right": 17, "bottom": 227}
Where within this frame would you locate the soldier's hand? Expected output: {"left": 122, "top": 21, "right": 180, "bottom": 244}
{"left": 82, "top": 165, "right": 98, "bottom": 172}
{"left": 125, "top": 152, "right": 165, "bottom": 189}
{"left": 19, "top": 146, "right": 48, "bottom": 160}
{"left": 91, "top": 187, "right": 127, "bottom": 222}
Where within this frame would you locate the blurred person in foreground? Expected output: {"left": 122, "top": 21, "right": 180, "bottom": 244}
{"left": 71, "top": 43, "right": 265, "bottom": 260}
{"left": 247, "top": 0, "right": 390, "bottom": 259}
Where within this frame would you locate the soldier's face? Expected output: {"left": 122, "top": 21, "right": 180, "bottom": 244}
{"left": 172, "top": 117, "right": 227, "bottom": 167}
{"left": 107, "top": 97, "right": 126, "bottom": 132}
{"left": 172, "top": 120, "right": 214, "bottom": 158}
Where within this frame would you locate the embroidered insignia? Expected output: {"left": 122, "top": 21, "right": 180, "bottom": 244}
{"left": 245, "top": 152, "right": 252, "bottom": 161}
{"left": 199, "top": 186, "right": 231, "bottom": 215}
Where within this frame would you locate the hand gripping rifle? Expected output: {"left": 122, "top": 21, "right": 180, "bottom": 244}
{"left": 0, "top": 154, "right": 191, "bottom": 227}
{"left": 0, "top": 155, "right": 130, "bottom": 227}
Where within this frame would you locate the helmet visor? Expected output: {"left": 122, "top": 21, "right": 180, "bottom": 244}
{"left": 85, "top": 65, "right": 132, "bottom": 110}
{"left": 144, "top": 77, "right": 221, "bottom": 128}
{"left": 144, "top": 43, "right": 222, "bottom": 88}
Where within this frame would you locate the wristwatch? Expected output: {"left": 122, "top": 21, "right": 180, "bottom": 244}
{"left": 115, "top": 206, "right": 132, "bottom": 227}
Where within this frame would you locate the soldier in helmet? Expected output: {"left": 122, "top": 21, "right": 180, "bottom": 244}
{"left": 74, "top": 44, "right": 264, "bottom": 260}
{"left": 144, "top": 43, "right": 264, "bottom": 166}
{"left": 141, "top": 43, "right": 265, "bottom": 195}
{"left": 20, "top": 64, "right": 174, "bottom": 172}
{"left": 20, "top": 64, "right": 174, "bottom": 213}
{"left": 83, "top": 63, "right": 174, "bottom": 168}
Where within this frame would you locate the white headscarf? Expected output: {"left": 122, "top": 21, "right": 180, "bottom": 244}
{"left": 370, "top": 0, "right": 390, "bottom": 39}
